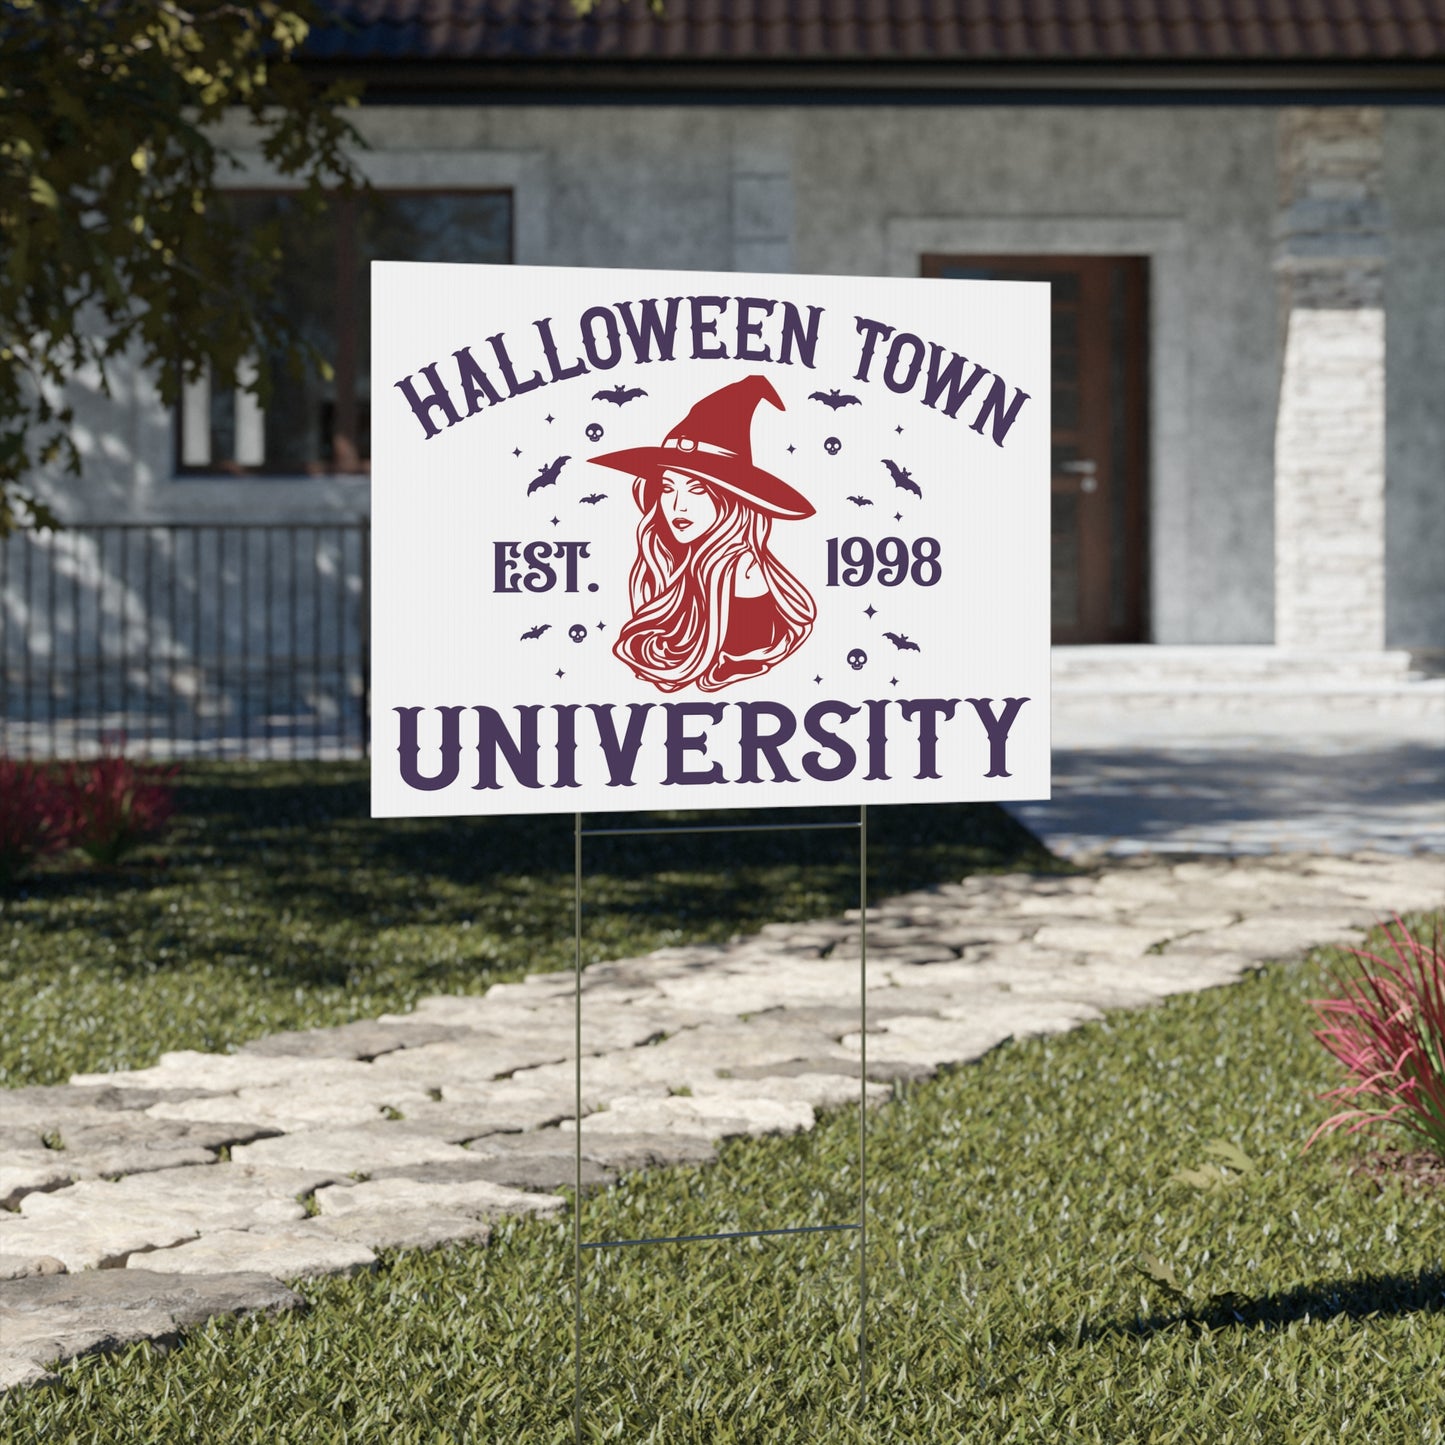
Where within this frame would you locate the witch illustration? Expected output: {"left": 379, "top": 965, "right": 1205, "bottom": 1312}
{"left": 589, "top": 375, "right": 816, "bottom": 693}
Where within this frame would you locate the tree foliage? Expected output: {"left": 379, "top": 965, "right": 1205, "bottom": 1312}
{"left": 0, "top": 0, "right": 364, "bottom": 534}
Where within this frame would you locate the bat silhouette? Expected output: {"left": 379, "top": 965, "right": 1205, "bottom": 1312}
{"left": 594, "top": 385, "right": 647, "bottom": 406}
{"left": 846, "top": 495, "right": 873, "bottom": 507}
{"left": 580, "top": 493, "right": 607, "bottom": 505}
{"left": 882, "top": 459, "right": 921, "bottom": 498}
{"left": 883, "top": 631, "right": 921, "bottom": 653}
{"left": 527, "top": 455, "right": 570, "bottom": 495}
{"left": 809, "top": 389, "right": 862, "bottom": 411}
{"left": 520, "top": 623, "right": 551, "bottom": 641}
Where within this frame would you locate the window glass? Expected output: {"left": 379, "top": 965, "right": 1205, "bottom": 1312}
{"left": 179, "top": 191, "right": 512, "bottom": 476}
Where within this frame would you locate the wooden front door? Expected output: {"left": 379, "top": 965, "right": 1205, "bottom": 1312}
{"left": 922, "top": 255, "right": 1149, "bottom": 643}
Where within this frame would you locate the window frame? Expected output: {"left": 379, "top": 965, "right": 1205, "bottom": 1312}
{"left": 174, "top": 185, "right": 515, "bottom": 480}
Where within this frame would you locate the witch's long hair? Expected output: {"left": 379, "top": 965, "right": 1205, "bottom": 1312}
{"left": 613, "top": 477, "right": 815, "bottom": 693}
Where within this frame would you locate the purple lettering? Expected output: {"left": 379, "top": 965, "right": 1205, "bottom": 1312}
{"left": 883, "top": 332, "right": 925, "bottom": 394}
{"left": 552, "top": 705, "right": 580, "bottom": 789}
{"left": 689, "top": 296, "right": 729, "bottom": 360}
{"left": 735, "top": 297, "right": 775, "bottom": 363}
{"left": 802, "top": 701, "right": 860, "bottom": 782}
{"left": 616, "top": 297, "right": 683, "bottom": 363}
{"left": 394, "top": 364, "right": 462, "bottom": 439}
{"left": 852, "top": 316, "right": 895, "bottom": 383}
{"left": 486, "top": 332, "right": 544, "bottom": 398}
{"left": 534, "top": 317, "right": 588, "bottom": 384}
{"left": 970, "top": 377, "right": 1032, "bottom": 447}
{"left": 395, "top": 705, "right": 463, "bottom": 791}
{"left": 900, "top": 698, "right": 959, "bottom": 780}
{"left": 588, "top": 703, "right": 653, "bottom": 787}
{"left": 580, "top": 306, "right": 622, "bottom": 371}
{"left": 863, "top": 698, "right": 890, "bottom": 781}
{"left": 493, "top": 541, "right": 522, "bottom": 593}
{"left": 965, "top": 696, "right": 1029, "bottom": 778}
{"left": 453, "top": 347, "right": 504, "bottom": 416}
{"left": 663, "top": 702, "right": 726, "bottom": 785}
{"left": 472, "top": 705, "right": 543, "bottom": 790}
{"left": 778, "top": 302, "right": 823, "bottom": 368}
{"left": 736, "top": 701, "right": 798, "bottom": 784}
{"left": 921, "top": 345, "right": 989, "bottom": 418}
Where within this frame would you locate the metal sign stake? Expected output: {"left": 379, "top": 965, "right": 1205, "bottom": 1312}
{"left": 571, "top": 808, "right": 869, "bottom": 1441}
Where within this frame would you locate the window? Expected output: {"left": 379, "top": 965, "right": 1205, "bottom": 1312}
{"left": 177, "top": 190, "right": 513, "bottom": 476}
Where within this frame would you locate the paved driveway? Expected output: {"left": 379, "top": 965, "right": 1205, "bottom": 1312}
{"left": 1007, "top": 711, "right": 1445, "bottom": 859}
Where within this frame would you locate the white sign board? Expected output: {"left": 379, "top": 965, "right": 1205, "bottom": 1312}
{"left": 371, "top": 264, "right": 1050, "bottom": 817}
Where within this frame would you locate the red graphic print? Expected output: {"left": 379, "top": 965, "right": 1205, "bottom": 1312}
{"left": 589, "top": 376, "right": 816, "bottom": 693}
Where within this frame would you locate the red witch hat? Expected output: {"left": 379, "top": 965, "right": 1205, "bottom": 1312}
{"left": 588, "top": 375, "right": 814, "bottom": 521}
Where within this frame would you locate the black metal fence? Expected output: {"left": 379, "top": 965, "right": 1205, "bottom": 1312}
{"left": 1, "top": 523, "right": 369, "bottom": 760}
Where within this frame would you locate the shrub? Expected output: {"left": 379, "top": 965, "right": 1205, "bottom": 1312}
{"left": 1306, "top": 919, "right": 1445, "bottom": 1159}
{"left": 61, "top": 755, "right": 178, "bottom": 867}
{"left": 0, "top": 759, "right": 73, "bottom": 885}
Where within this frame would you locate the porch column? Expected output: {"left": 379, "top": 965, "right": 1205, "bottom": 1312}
{"left": 1273, "top": 107, "right": 1388, "bottom": 651}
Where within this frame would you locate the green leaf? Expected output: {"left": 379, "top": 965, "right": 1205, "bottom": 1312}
{"left": 1202, "top": 1138, "right": 1255, "bottom": 1174}
{"left": 1134, "top": 1250, "right": 1185, "bottom": 1298}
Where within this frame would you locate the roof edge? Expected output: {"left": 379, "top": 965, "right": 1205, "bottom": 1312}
{"left": 299, "top": 56, "right": 1445, "bottom": 102}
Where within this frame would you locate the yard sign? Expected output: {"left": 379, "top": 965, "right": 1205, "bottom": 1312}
{"left": 370, "top": 264, "right": 1050, "bottom": 816}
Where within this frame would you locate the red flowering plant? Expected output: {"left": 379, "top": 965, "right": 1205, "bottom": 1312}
{"left": 61, "top": 755, "right": 179, "bottom": 867}
{"left": 0, "top": 759, "right": 73, "bottom": 885}
{"left": 1305, "top": 920, "right": 1445, "bottom": 1160}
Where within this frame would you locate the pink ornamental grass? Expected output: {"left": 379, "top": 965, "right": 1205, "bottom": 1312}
{"left": 61, "top": 755, "right": 177, "bottom": 867}
{"left": 1306, "top": 920, "right": 1445, "bottom": 1159}
{"left": 0, "top": 759, "right": 73, "bottom": 884}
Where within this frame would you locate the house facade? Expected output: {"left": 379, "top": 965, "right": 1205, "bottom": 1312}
{"left": 6, "top": 2, "right": 1443, "bottom": 754}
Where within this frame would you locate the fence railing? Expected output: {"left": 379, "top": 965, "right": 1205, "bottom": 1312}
{"left": 1, "top": 523, "right": 369, "bottom": 760}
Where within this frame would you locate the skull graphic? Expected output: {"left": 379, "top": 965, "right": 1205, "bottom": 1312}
{"left": 823, "top": 436, "right": 842, "bottom": 456}
{"left": 585, "top": 422, "right": 605, "bottom": 443}
{"left": 847, "top": 648, "right": 867, "bottom": 670}
{"left": 569, "top": 624, "right": 588, "bottom": 643}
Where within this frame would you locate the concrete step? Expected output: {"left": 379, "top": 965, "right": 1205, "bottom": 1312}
{"left": 1050, "top": 647, "right": 1445, "bottom": 722}
{"left": 1056, "top": 680, "right": 1445, "bottom": 718}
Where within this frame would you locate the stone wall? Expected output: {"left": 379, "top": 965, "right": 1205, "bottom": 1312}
{"left": 1273, "top": 108, "right": 1387, "bottom": 653}
{"left": 1383, "top": 110, "right": 1445, "bottom": 652}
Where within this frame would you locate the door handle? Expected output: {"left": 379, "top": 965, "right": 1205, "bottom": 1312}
{"left": 1060, "top": 459, "right": 1098, "bottom": 493}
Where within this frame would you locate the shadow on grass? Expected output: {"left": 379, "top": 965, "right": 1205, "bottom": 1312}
{"left": 167, "top": 764, "right": 1059, "bottom": 914}
{"left": 1054, "top": 1267, "right": 1445, "bottom": 1343}
{"left": 4, "top": 763, "right": 1063, "bottom": 989}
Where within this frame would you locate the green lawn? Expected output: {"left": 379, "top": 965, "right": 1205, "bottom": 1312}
{"left": 0, "top": 762, "right": 1056, "bottom": 1087}
{"left": 1, "top": 766, "right": 1440, "bottom": 1441}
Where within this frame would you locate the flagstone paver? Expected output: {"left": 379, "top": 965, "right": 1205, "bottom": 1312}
{"left": 0, "top": 1270, "right": 304, "bottom": 1390}
{"left": 127, "top": 1228, "right": 379, "bottom": 1281}
{"left": 2, "top": 852, "right": 1440, "bottom": 1390}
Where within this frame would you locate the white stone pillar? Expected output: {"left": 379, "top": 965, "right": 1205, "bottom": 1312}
{"left": 1273, "top": 108, "right": 1388, "bottom": 652}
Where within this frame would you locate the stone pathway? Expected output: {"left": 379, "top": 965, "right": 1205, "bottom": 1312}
{"left": 3, "top": 851, "right": 1441, "bottom": 1391}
